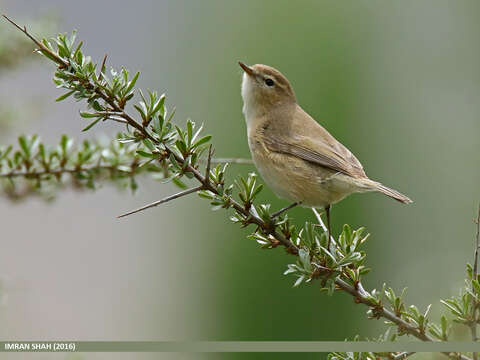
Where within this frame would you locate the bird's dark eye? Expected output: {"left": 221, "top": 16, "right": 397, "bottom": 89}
{"left": 265, "top": 78, "right": 274, "bottom": 87}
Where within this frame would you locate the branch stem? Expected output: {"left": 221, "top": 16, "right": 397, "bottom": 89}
{"left": 0, "top": 165, "right": 134, "bottom": 178}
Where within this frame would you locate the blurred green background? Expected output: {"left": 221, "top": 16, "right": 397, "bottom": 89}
{"left": 0, "top": 1, "right": 479, "bottom": 359}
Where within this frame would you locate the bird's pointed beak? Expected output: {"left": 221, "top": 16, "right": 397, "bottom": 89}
{"left": 238, "top": 61, "right": 255, "bottom": 77}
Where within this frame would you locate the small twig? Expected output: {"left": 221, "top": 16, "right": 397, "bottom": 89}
{"left": 2, "top": 14, "right": 68, "bottom": 68}
{"left": 117, "top": 185, "right": 203, "bottom": 218}
{"left": 99, "top": 54, "right": 108, "bottom": 81}
{"left": 205, "top": 144, "right": 214, "bottom": 186}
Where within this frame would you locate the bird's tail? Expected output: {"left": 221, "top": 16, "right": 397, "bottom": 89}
{"left": 358, "top": 178, "right": 413, "bottom": 204}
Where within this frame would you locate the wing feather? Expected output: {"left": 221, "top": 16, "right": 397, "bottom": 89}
{"left": 264, "top": 106, "right": 366, "bottom": 178}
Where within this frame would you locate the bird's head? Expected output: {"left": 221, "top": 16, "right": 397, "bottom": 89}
{"left": 239, "top": 62, "right": 296, "bottom": 118}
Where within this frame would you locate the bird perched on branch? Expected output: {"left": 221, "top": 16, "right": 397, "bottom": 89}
{"left": 238, "top": 62, "right": 412, "bottom": 246}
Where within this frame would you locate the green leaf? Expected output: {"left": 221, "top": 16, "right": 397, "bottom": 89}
{"left": 40, "top": 48, "right": 60, "bottom": 63}
{"left": 175, "top": 139, "right": 187, "bottom": 155}
{"left": 320, "top": 246, "right": 337, "bottom": 264}
{"left": 42, "top": 38, "right": 53, "bottom": 50}
{"left": 440, "top": 300, "right": 463, "bottom": 317}
{"left": 428, "top": 324, "right": 442, "bottom": 340}
{"left": 192, "top": 135, "right": 212, "bottom": 149}
{"left": 138, "top": 89, "right": 147, "bottom": 106}
{"left": 136, "top": 150, "right": 156, "bottom": 158}
{"left": 133, "top": 104, "right": 147, "bottom": 121}
{"left": 56, "top": 90, "right": 75, "bottom": 102}
{"left": 472, "top": 279, "right": 480, "bottom": 295}
{"left": 293, "top": 275, "right": 305, "bottom": 288}
{"left": 18, "top": 135, "right": 29, "bottom": 157}
{"left": 80, "top": 111, "right": 98, "bottom": 118}
{"left": 172, "top": 176, "right": 187, "bottom": 189}
{"left": 190, "top": 123, "right": 203, "bottom": 143}
{"left": 73, "top": 40, "right": 83, "bottom": 59}
{"left": 91, "top": 100, "right": 103, "bottom": 112}
{"left": 298, "top": 249, "right": 311, "bottom": 271}
{"left": 197, "top": 190, "right": 215, "bottom": 199}
{"left": 441, "top": 315, "right": 448, "bottom": 339}
{"left": 130, "top": 177, "right": 138, "bottom": 192}
{"left": 175, "top": 125, "right": 185, "bottom": 142}
{"left": 124, "top": 71, "right": 140, "bottom": 95}
{"left": 142, "top": 139, "right": 155, "bottom": 151}
{"left": 186, "top": 119, "right": 193, "bottom": 145}
{"left": 167, "top": 106, "right": 176, "bottom": 122}
{"left": 151, "top": 94, "right": 165, "bottom": 115}
{"left": 251, "top": 184, "right": 263, "bottom": 200}
{"left": 82, "top": 117, "right": 101, "bottom": 132}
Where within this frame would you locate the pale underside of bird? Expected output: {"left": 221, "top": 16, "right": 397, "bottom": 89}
{"left": 239, "top": 62, "right": 412, "bottom": 211}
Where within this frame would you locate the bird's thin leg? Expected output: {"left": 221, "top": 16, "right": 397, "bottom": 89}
{"left": 271, "top": 202, "right": 300, "bottom": 218}
{"left": 326, "top": 204, "right": 332, "bottom": 250}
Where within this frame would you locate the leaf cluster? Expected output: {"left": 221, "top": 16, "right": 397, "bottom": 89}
{"left": 0, "top": 134, "right": 148, "bottom": 200}
{"left": 283, "top": 224, "right": 369, "bottom": 292}
{"left": 438, "top": 264, "right": 480, "bottom": 331}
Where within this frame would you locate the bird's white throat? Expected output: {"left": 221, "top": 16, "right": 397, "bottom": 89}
{"left": 240, "top": 72, "right": 258, "bottom": 132}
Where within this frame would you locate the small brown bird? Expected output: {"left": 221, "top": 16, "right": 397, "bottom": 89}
{"left": 239, "top": 62, "right": 412, "bottom": 245}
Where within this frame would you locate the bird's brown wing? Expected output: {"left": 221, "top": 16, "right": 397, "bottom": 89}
{"left": 264, "top": 106, "right": 366, "bottom": 178}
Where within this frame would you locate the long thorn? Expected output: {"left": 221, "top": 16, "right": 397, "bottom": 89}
{"left": 117, "top": 185, "right": 203, "bottom": 218}
{"left": 2, "top": 15, "right": 42, "bottom": 47}
{"left": 271, "top": 202, "right": 299, "bottom": 218}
